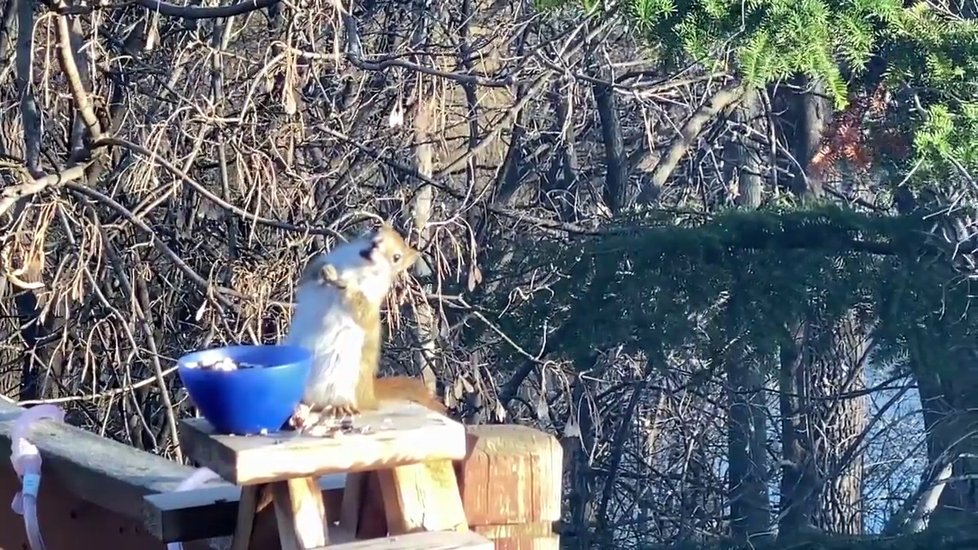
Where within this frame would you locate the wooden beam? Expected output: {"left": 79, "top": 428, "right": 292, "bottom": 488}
{"left": 0, "top": 399, "right": 224, "bottom": 522}
{"left": 179, "top": 401, "right": 467, "bottom": 485}
{"left": 322, "top": 530, "right": 494, "bottom": 550}
{"left": 142, "top": 473, "right": 347, "bottom": 542}
{"left": 270, "top": 477, "right": 329, "bottom": 549}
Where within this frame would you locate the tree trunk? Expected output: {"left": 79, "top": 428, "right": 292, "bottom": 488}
{"left": 911, "top": 334, "right": 978, "bottom": 531}
{"left": 722, "top": 89, "right": 771, "bottom": 544}
{"left": 779, "top": 313, "right": 869, "bottom": 536}
{"left": 811, "top": 313, "right": 869, "bottom": 535}
{"left": 779, "top": 321, "right": 820, "bottom": 533}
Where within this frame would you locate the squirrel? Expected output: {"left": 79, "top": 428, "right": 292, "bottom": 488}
{"left": 284, "top": 223, "right": 444, "bottom": 426}
{"left": 256, "top": 225, "right": 444, "bottom": 516}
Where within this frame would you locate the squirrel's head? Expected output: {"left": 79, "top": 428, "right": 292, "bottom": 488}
{"left": 296, "top": 224, "right": 419, "bottom": 307}
{"left": 358, "top": 224, "right": 419, "bottom": 275}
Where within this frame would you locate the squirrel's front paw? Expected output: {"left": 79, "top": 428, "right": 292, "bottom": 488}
{"left": 289, "top": 403, "right": 312, "bottom": 430}
{"left": 319, "top": 264, "right": 344, "bottom": 287}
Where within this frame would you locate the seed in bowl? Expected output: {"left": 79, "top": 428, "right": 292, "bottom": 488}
{"left": 184, "top": 358, "right": 239, "bottom": 371}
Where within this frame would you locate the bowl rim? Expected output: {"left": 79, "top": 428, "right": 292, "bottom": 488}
{"left": 177, "top": 344, "right": 312, "bottom": 372}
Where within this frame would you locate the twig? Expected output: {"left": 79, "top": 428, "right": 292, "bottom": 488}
{"left": 54, "top": 5, "right": 103, "bottom": 142}
{"left": 64, "top": 183, "right": 242, "bottom": 309}
{"left": 0, "top": 162, "right": 94, "bottom": 219}
{"left": 128, "top": 0, "right": 279, "bottom": 19}
{"left": 91, "top": 137, "right": 343, "bottom": 238}
{"left": 18, "top": 366, "right": 179, "bottom": 406}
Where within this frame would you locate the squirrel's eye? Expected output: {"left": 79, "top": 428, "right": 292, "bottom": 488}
{"left": 392, "top": 253, "right": 402, "bottom": 263}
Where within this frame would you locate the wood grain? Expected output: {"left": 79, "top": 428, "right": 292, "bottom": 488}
{"left": 0, "top": 400, "right": 223, "bottom": 522}
{"left": 458, "top": 424, "right": 563, "bottom": 526}
{"left": 320, "top": 530, "right": 494, "bottom": 549}
{"left": 271, "top": 477, "right": 329, "bottom": 549}
{"left": 376, "top": 460, "right": 468, "bottom": 535}
{"left": 179, "top": 401, "right": 467, "bottom": 485}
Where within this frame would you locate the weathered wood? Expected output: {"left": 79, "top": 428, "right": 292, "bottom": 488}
{"left": 179, "top": 401, "right": 467, "bottom": 485}
{"left": 0, "top": 399, "right": 225, "bottom": 523}
{"left": 356, "top": 470, "right": 390, "bottom": 539}
{"left": 321, "top": 530, "right": 494, "bottom": 550}
{"left": 376, "top": 460, "right": 469, "bottom": 535}
{"left": 0, "top": 455, "right": 213, "bottom": 550}
{"left": 458, "top": 424, "right": 563, "bottom": 526}
{"left": 473, "top": 522, "right": 561, "bottom": 549}
{"left": 340, "top": 471, "right": 367, "bottom": 535}
{"left": 270, "top": 477, "right": 329, "bottom": 549}
{"left": 142, "top": 473, "right": 347, "bottom": 542}
{"left": 232, "top": 485, "right": 260, "bottom": 550}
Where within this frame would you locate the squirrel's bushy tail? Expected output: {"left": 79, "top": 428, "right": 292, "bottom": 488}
{"left": 375, "top": 375, "right": 446, "bottom": 414}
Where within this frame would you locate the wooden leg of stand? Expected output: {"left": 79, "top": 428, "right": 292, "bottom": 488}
{"left": 231, "top": 485, "right": 261, "bottom": 550}
{"left": 376, "top": 460, "right": 468, "bottom": 535}
{"left": 339, "top": 471, "right": 366, "bottom": 536}
{"left": 271, "top": 477, "right": 329, "bottom": 550}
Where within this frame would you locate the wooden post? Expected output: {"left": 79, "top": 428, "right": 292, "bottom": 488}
{"left": 457, "top": 425, "right": 563, "bottom": 549}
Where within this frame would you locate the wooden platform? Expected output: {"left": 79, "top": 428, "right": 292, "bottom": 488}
{"left": 180, "top": 401, "right": 483, "bottom": 549}
{"left": 0, "top": 397, "right": 562, "bottom": 549}
{"left": 179, "top": 402, "right": 468, "bottom": 485}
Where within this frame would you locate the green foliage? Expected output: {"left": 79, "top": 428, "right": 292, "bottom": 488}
{"left": 494, "top": 205, "right": 976, "bottom": 374}
{"left": 517, "top": 1, "right": 978, "bottom": 378}
{"left": 614, "top": 0, "right": 903, "bottom": 108}
{"left": 879, "top": 6, "right": 978, "bottom": 186}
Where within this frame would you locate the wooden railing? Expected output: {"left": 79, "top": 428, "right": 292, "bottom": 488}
{"left": 0, "top": 398, "right": 562, "bottom": 549}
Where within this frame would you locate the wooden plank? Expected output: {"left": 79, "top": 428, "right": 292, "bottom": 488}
{"left": 0, "top": 462, "right": 213, "bottom": 550}
{"left": 473, "top": 523, "right": 561, "bottom": 550}
{"left": 321, "top": 530, "right": 494, "bottom": 550}
{"left": 142, "top": 473, "right": 347, "bottom": 542}
{"left": 271, "top": 477, "right": 329, "bottom": 549}
{"left": 0, "top": 399, "right": 221, "bottom": 522}
{"left": 356, "top": 471, "right": 390, "bottom": 539}
{"left": 179, "top": 401, "right": 467, "bottom": 485}
{"left": 339, "top": 471, "right": 367, "bottom": 535}
{"left": 459, "top": 424, "right": 563, "bottom": 526}
{"left": 376, "top": 460, "right": 468, "bottom": 535}
{"left": 231, "top": 485, "right": 260, "bottom": 550}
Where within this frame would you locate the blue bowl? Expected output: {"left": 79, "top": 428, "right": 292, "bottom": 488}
{"left": 177, "top": 344, "right": 312, "bottom": 435}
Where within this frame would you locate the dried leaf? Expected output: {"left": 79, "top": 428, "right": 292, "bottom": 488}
{"left": 283, "top": 86, "right": 298, "bottom": 115}
{"left": 467, "top": 263, "right": 482, "bottom": 292}
{"left": 494, "top": 400, "right": 507, "bottom": 422}
{"left": 563, "top": 412, "right": 581, "bottom": 439}
{"left": 535, "top": 393, "right": 549, "bottom": 420}
{"left": 144, "top": 17, "right": 160, "bottom": 51}
{"left": 388, "top": 102, "right": 404, "bottom": 128}
{"left": 195, "top": 301, "right": 208, "bottom": 322}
